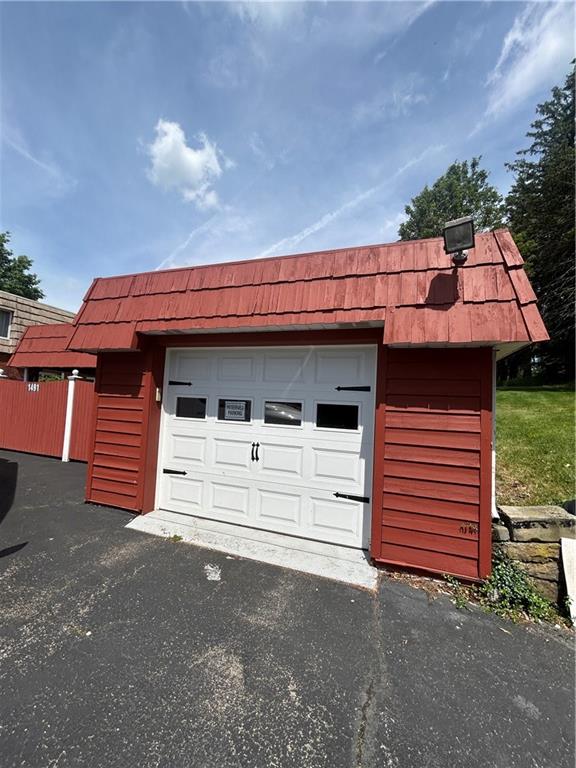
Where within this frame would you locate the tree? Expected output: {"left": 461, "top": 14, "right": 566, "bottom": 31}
{"left": 505, "top": 65, "right": 575, "bottom": 383}
{"left": 398, "top": 157, "right": 505, "bottom": 240}
{"left": 0, "top": 232, "right": 44, "bottom": 301}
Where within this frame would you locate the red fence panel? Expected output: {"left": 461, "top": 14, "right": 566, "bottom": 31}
{"left": 0, "top": 379, "right": 68, "bottom": 458}
{"left": 69, "top": 380, "right": 96, "bottom": 462}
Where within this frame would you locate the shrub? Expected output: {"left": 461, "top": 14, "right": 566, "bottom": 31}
{"left": 478, "top": 550, "right": 557, "bottom": 622}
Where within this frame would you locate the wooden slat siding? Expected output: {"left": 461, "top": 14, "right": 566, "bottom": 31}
{"left": 384, "top": 509, "right": 479, "bottom": 539}
{"left": 383, "top": 493, "right": 479, "bottom": 522}
{"left": 382, "top": 527, "right": 478, "bottom": 559}
{"left": 385, "top": 428, "right": 480, "bottom": 450}
{"left": 69, "top": 380, "right": 96, "bottom": 462}
{"left": 94, "top": 430, "right": 142, "bottom": 447}
{"left": 375, "top": 348, "right": 492, "bottom": 581}
{"left": 383, "top": 460, "right": 479, "bottom": 486}
{"left": 381, "top": 543, "right": 479, "bottom": 580}
{"left": 384, "top": 443, "right": 481, "bottom": 468}
{"left": 85, "top": 352, "right": 148, "bottom": 511}
{"left": 386, "top": 394, "right": 481, "bottom": 414}
{"left": 385, "top": 411, "right": 480, "bottom": 432}
{"left": 0, "top": 379, "right": 68, "bottom": 457}
{"left": 387, "top": 379, "right": 481, "bottom": 396}
{"left": 140, "top": 343, "right": 166, "bottom": 513}
{"left": 369, "top": 343, "right": 387, "bottom": 561}
{"left": 478, "top": 347, "right": 493, "bottom": 578}
{"left": 384, "top": 476, "right": 480, "bottom": 504}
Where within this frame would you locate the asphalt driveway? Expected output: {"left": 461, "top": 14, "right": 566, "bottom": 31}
{"left": 0, "top": 450, "right": 574, "bottom": 768}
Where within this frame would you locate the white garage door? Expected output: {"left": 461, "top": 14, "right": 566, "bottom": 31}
{"left": 157, "top": 346, "right": 376, "bottom": 549}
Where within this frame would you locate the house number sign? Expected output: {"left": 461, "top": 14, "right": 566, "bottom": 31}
{"left": 27, "top": 383, "right": 40, "bottom": 392}
{"left": 224, "top": 400, "right": 246, "bottom": 421}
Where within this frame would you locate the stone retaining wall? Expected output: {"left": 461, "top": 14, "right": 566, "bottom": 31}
{"left": 492, "top": 505, "right": 575, "bottom": 604}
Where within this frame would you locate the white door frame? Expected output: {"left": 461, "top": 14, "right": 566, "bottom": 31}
{"left": 154, "top": 343, "right": 377, "bottom": 548}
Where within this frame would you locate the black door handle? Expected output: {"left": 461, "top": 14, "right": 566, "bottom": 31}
{"left": 255, "top": 442, "right": 260, "bottom": 462}
{"left": 251, "top": 443, "right": 256, "bottom": 461}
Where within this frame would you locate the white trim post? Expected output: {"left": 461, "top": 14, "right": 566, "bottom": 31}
{"left": 62, "top": 369, "right": 81, "bottom": 462}
{"left": 491, "top": 349, "right": 498, "bottom": 519}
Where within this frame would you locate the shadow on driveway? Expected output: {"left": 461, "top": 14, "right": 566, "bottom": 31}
{"left": 0, "top": 456, "right": 27, "bottom": 557}
{"left": 0, "top": 456, "right": 18, "bottom": 524}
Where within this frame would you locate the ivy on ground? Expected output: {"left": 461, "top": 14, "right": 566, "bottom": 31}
{"left": 444, "top": 550, "right": 560, "bottom": 624}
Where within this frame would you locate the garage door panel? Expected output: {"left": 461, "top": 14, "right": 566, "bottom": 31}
{"left": 213, "top": 438, "right": 252, "bottom": 471}
{"left": 312, "top": 446, "right": 361, "bottom": 484}
{"left": 174, "top": 354, "right": 212, "bottom": 382}
{"left": 263, "top": 353, "right": 308, "bottom": 383}
{"left": 256, "top": 488, "right": 302, "bottom": 528}
{"left": 309, "top": 496, "right": 362, "bottom": 544}
{"left": 258, "top": 442, "right": 304, "bottom": 477}
{"left": 169, "top": 434, "right": 207, "bottom": 464}
{"left": 167, "top": 476, "right": 204, "bottom": 508}
{"left": 218, "top": 356, "right": 255, "bottom": 382}
{"left": 315, "top": 350, "right": 364, "bottom": 384}
{"left": 211, "top": 481, "right": 251, "bottom": 518}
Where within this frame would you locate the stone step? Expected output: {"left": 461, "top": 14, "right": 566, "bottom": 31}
{"left": 498, "top": 505, "right": 576, "bottom": 543}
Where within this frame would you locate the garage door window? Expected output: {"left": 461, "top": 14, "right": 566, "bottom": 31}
{"left": 218, "top": 398, "right": 252, "bottom": 422}
{"left": 316, "top": 403, "right": 359, "bottom": 431}
{"left": 264, "top": 401, "right": 302, "bottom": 427}
{"left": 176, "top": 397, "right": 207, "bottom": 419}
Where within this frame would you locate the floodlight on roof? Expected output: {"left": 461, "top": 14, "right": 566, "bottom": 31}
{"left": 443, "top": 216, "right": 475, "bottom": 266}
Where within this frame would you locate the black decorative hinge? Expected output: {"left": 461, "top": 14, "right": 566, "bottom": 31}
{"left": 334, "top": 492, "right": 370, "bottom": 503}
{"left": 335, "top": 386, "right": 371, "bottom": 392}
{"left": 163, "top": 468, "right": 187, "bottom": 475}
{"left": 168, "top": 380, "right": 192, "bottom": 386}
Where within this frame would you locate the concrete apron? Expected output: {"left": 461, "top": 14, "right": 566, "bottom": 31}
{"left": 126, "top": 509, "right": 379, "bottom": 591}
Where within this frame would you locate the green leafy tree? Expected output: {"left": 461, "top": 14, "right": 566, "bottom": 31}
{"left": 505, "top": 65, "right": 575, "bottom": 382}
{"left": 0, "top": 232, "right": 44, "bottom": 301}
{"left": 398, "top": 157, "right": 505, "bottom": 240}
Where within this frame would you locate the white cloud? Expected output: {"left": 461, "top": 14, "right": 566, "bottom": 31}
{"left": 484, "top": 3, "right": 574, "bottom": 119}
{"left": 249, "top": 132, "right": 276, "bottom": 170}
{"left": 380, "top": 212, "right": 407, "bottom": 242}
{"left": 373, "top": 1, "right": 436, "bottom": 63}
{"left": 231, "top": 1, "right": 306, "bottom": 29}
{"left": 258, "top": 144, "right": 444, "bottom": 258}
{"left": 3, "top": 133, "right": 76, "bottom": 196}
{"left": 157, "top": 211, "right": 252, "bottom": 270}
{"left": 146, "top": 119, "right": 231, "bottom": 210}
{"left": 354, "top": 75, "right": 428, "bottom": 125}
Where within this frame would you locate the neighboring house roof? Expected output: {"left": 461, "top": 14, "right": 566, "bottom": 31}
{"left": 67, "top": 229, "right": 548, "bottom": 353}
{"left": 8, "top": 323, "right": 96, "bottom": 369}
{"left": 0, "top": 289, "right": 77, "bottom": 356}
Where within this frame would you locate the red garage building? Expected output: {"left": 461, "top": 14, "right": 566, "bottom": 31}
{"left": 66, "top": 229, "right": 547, "bottom": 581}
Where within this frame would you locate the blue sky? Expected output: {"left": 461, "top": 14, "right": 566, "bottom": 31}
{"left": 1, "top": 1, "right": 573, "bottom": 311}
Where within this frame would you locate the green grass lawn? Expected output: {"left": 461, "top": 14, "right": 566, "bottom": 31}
{"left": 496, "top": 387, "right": 575, "bottom": 506}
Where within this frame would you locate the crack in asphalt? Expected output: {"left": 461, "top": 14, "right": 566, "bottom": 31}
{"left": 355, "top": 678, "right": 375, "bottom": 767}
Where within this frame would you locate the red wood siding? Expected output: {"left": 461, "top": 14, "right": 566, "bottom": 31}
{"left": 85, "top": 347, "right": 163, "bottom": 513}
{"left": 371, "top": 348, "right": 493, "bottom": 581}
{"left": 69, "top": 380, "right": 97, "bottom": 462}
{"left": 86, "top": 353, "right": 149, "bottom": 511}
{"left": 0, "top": 379, "right": 68, "bottom": 457}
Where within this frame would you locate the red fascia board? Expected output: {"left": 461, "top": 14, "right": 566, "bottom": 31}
{"left": 8, "top": 351, "right": 96, "bottom": 368}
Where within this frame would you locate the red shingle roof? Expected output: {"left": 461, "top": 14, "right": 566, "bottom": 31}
{"left": 67, "top": 229, "right": 548, "bottom": 352}
{"left": 9, "top": 324, "right": 96, "bottom": 369}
